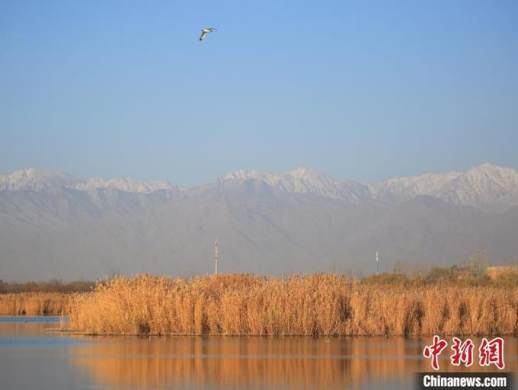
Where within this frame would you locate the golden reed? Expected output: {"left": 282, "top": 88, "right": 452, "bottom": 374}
{"left": 68, "top": 274, "right": 518, "bottom": 337}
{"left": 0, "top": 293, "right": 71, "bottom": 316}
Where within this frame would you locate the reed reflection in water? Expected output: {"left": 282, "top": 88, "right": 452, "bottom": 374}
{"left": 70, "top": 336, "right": 518, "bottom": 390}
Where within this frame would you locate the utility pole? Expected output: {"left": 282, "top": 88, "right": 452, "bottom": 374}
{"left": 376, "top": 251, "right": 380, "bottom": 275}
{"left": 213, "top": 239, "right": 219, "bottom": 275}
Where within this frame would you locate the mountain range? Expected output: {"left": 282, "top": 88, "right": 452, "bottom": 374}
{"left": 1, "top": 163, "right": 517, "bottom": 280}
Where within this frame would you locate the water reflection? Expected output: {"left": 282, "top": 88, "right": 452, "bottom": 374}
{"left": 70, "top": 336, "right": 518, "bottom": 390}
{"left": 0, "top": 319, "right": 516, "bottom": 390}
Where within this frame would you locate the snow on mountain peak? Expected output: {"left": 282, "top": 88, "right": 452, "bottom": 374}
{"left": 368, "top": 169, "right": 463, "bottom": 201}
{"left": 281, "top": 168, "right": 344, "bottom": 196}
{"left": 286, "top": 167, "right": 321, "bottom": 179}
{"left": 2, "top": 163, "right": 518, "bottom": 207}
{"left": 0, "top": 169, "right": 176, "bottom": 194}
{"left": 221, "top": 167, "right": 369, "bottom": 201}
{"left": 437, "top": 163, "right": 518, "bottom": 207}
{"left": 70, "top": 177, "right": 176, "bottom": 193}
{"left": 370, "top": 163, "right": 518, "bottom": 208}
{"left": 222, "top": 167, "right": 327, "bottom": 186}
{"left": 464, "top": 162, "right": 516, "bottom": 179}
{"left": 221, "top": 170, "right": 279, "bottom": 186}
{"left": 0, "top": 168, "right": 76, "bottom": 192}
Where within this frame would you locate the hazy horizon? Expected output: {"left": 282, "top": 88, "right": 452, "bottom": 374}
{"left": 1, "top": 161, "right": 518, "bottom": 188}
{"left": 2, "top": 160, "right": 518, "bottom": 281}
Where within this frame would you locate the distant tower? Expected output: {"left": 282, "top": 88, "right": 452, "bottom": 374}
{"left": 213, "top": 239, "right": 219, "bottom": 275}
{"left": 376, "top": 251, "right": 380, "bottom": 275}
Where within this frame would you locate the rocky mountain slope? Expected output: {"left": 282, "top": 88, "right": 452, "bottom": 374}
{"left": 0, "top": 163, "right": 517, "bottom": 280}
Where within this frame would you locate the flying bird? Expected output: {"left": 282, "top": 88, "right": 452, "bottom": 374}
{"left": 199, "top": 27, "right": 216, "bottom": 42}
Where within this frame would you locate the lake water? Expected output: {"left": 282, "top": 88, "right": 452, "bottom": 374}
{"left": 0, "top": 316, "right": 516, "bottom": 390}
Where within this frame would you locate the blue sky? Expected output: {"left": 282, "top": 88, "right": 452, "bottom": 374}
{"left": 1, "top": 0, "right": 517, "bottom": 185}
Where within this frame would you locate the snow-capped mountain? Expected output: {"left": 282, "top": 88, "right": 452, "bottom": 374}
{"left": 368, "top": 171, "right": 463, "bottom": 202}
{"left": 370, "top": 163, "right": 518, "bottom": 209}
{"left": 1, "top": 163, "right": 518, "bottom": 280}
{"left": 0, "top": 168, "right": 77, "bottom": 192}
{"left": 436, "top": 163, "right": 518, "bottom": 208}
{"left": 70, "top": 177, "right": 176, "bottom": 194}
{"left": 0, "top": 169, "right": 177, "bottom": 194}
{"left": 219, "top": 163, "right": 518, "bottom": 208}
{"left": 2, "top": 163, "right": 518, "bottom": 208}
{"left": 220, "top": 167, "right": 370, "bottom": 203}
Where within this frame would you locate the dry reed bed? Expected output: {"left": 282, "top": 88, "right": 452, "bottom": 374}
{"left": 0, "top": 293, "right": 72, "bottom": 316}
{"left": 69, "top": 274, "right": 518, "bottom": 337}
